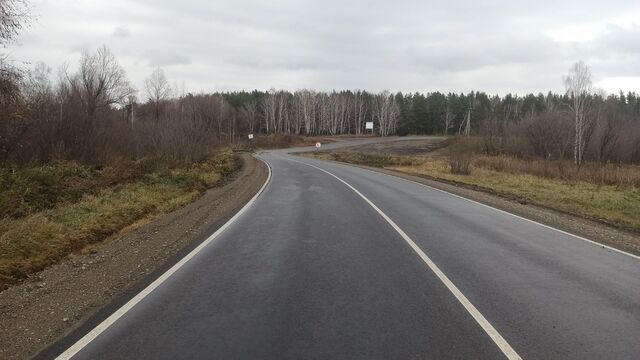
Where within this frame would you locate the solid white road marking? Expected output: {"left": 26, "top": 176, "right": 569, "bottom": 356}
{"left": 314, "top": 156, "right": 640, "bottom": 261}
{"left": 287, "top": 156, "right": 522, "bottom": 360}
{"left": 56, "top": 158, "right": 272, "bottom": 360}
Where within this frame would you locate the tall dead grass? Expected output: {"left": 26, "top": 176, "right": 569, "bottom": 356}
{"left": 475, "top": 155, "right": 640, "bottom": 187}
{"left": 447, "top": 136, "right": 476, "bottom": 175}
{"left": 449, "top": 152, "right": 473, "bottom": 175}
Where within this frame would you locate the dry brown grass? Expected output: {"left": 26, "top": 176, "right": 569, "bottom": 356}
{"left": 303, "top": 149, "right": 640, "bottom": 232}
{"left": 0, "top": 150, "right": 236, "bottom": 289}
{"left": 390, "top": 157, "right": 640, "bottom": 232}
{"left": 305, "top": 151, "right": 418, "bottom": 168}
{"left": 449, "top": 152, "right": 473, "bottom": 175}
{"left": 474, "top": 155, "right": 640, "bottom": 187}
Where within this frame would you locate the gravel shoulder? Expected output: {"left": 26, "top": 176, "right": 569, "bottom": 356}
{"left": 0, "top": 153, "right": 268, "bottom": 360}
{"left": 312, "top": 158, "right": 640, "bottom": 257}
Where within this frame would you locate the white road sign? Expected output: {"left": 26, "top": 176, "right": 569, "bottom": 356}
{"left": 248, "top": 134, "right": 254, "bottom": 140}
{"left": 365, "top": 122, "right": 374, "bottom": 130}
{"left": 315, "top": 142, "right": 322, "bottom": 148}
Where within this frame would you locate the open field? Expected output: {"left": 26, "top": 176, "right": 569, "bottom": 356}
{"left": 0, "top": 150, "right": 236, "bottom": 289}
{"left": 303, "top": 138, "right": 640, "bottom": 233}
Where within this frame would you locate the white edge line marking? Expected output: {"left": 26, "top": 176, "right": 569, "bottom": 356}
{"left": 285, "top": 155, "right": 522, "bottom": 360}
{"left": 297, "top": 153, "right": 640, "bottom": 261}
{"left": 56, "top": 156, "right": 272, "bottom": 360}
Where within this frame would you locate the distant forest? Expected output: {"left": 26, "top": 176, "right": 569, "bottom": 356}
{"left": 2, "top": 1, "right": 640, "bottom": 168}
{"left": 2, "top": 46, "right": 640, "bottom": 166}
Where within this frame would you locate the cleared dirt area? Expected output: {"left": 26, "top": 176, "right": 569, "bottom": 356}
{"left": 336, "top": 136, "right": 448, "bottom": 156}
{"left": 0, "top": 153, "right": 268, "bottom": 360}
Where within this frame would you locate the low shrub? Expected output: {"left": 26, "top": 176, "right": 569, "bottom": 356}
{"left": 449, "top": 152, "right": 473, "bottom": 175}
{"left": 0, "top": 161, "right": 98, "bottom": 219}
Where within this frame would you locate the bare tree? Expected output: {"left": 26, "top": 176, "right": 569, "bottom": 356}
{"left": 0, "top": 0, "right": 29, "bottom": 46}
{"left": 240, "top": 101, "right": 258, "bottom": 134}
{"left": 296, "top": 89, "right": 316, "bottom": 135}
{"left": 70, "top": 45, "right": 135, "bottom": 116}
{"left": 23, "top": 62, "right": 52, "bottom": 105}
{"left": 522, "top": 99, "right": 572, "bottom": 159}
{"left": 593, "top": 105, "right": 620, "bottom": 163}
{"left": 374, "top": 91, "right": 399, "bottom": 136}
{"left": 458, "top": 94, "right": 475, "bottom": 136}
{"left": 0, "top": 0, "right": 31, "bottom": 161}
{"left": 564, "top": 61, "right": 593, "bottom": 165}
{"left": 0, "top": 55, "right": 22, "bottom": 109}
{"left": 144, "top": 67, "right": 172, "bottom": 120}
{"left": 1, "top": 0, "right": 29, "bottom": 114}
{"left": 353, "top": 90, "right": 366, "bottom": 135}
{"left": 262, "top": 89, "right": 278, "bottom": 133}
{"left": 443, "top": 100, "right": 454, "bottom": 135}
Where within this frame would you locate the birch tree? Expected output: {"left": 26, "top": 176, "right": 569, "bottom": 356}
{"left": 374, "top": 91, "right": 399, "bottom": 136}
{"left": 564, "top": 61, "right": 593, "bottom": 165}
{"left": 353, "top": 90, "right": 366, "bottom": 135}
{"left": 296, "top": 89, "right": 316, "bottom": 135}
{"left": 443, "top": 100, "right": 454, "bottom": 135}
{"left": 262, "top": 89, "right": 277, "bottom": 133}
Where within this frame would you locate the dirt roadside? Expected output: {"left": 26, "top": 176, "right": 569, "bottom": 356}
{"left": 336, "top": 136, "right": 449, "bottom": 156}
{"left": 0, "top": 153, "right": 268, "bottom": 360}
{"left": 326, "top": 160, "right": 640, "bottom": 257}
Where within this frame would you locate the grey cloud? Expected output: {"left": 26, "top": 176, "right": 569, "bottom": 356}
{"left": 141, "top": 50, "right": 191, "bottom": 67}
{"left": 9, "top": 0, "right": 640, "bottom": 95}
{"left": 113, "top": 26, "right": 131, "bottom": 38}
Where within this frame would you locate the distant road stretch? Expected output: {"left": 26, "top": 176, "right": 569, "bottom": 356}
{"left": 54, "top": 138, "right": 640, "bottom": 360}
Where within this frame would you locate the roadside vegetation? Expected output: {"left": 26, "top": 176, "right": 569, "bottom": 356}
{"left": 395, "top": 154, "right": 640, "bottom": 232}
{"left": 305, "top": 144, "right": 640, "bottom": 232}
{"left": 0, "top": 150, "right": 235, "bottom": 288}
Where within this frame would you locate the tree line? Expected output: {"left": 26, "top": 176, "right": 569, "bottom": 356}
{"left": 2, "top": 50, "right": 640, "bottom": 166}
{"left": 2, "top": 0, "right": 639, "bottom": 166}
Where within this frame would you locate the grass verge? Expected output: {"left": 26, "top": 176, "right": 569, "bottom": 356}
{"left": 304, "top": 151, "right": 640, "bottom": 232}
{"left": 0, "top": 150, "right": 236, "bottom": 288}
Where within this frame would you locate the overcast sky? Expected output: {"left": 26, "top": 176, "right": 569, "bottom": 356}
{"left": 10, "top": 0, "right": 640, "bottom": 96}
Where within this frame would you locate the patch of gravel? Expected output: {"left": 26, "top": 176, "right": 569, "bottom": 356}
{"left": 0, "top": 153, "right": 268, "bottom": 360}
{"left": 338, "top": 162, "right": 640, "bottom": 257}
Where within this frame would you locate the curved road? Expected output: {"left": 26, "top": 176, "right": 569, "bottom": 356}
{"left": 53, "top": 139, "right": 640, "bottom": 359}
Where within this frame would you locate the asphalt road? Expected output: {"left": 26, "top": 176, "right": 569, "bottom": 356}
{"left": 54, "top": 139, "right": 640, "bottom": 359}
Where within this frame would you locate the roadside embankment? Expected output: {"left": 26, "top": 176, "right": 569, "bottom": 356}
{"left": 0, "top": 150, "right": 236, "bottom": 289}
{"left": 0, "top": 153, "right": 268, "bottom": 360}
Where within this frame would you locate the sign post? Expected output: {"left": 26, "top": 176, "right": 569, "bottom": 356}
{"left": 365, "top": 121, "right": 374, "bottom": 135}
{"left": 315, "top": 142, "right": 322, "bottom": 150}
